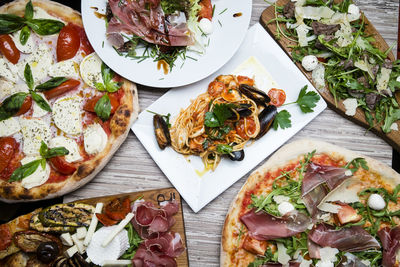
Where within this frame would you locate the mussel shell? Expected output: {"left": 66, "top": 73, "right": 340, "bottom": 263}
{"left": 239, "top": 84, "right": 271, "bottom": 107}
{"left": 228, "top": 150, "right": 245, "bottom": 161}
{"left": 229, "top": 104, "right": 252, "bottom": 120}
{"left": 153, "top": 114, "right": 171, "bottom": 150}
{"left": 256, "top": 105, "right": 277, "bottom": 140}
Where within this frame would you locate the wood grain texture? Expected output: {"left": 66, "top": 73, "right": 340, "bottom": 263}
{"left": 64, "top": 1, "right": 399, "bottom": 266}
{"left": 260, "top": 0, "right": 400, "bottom": 151}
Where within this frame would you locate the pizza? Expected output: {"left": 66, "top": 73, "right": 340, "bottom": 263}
{"left": 0, "top": 0, "right": 139, "bottom": 202}
{"left": 0, "top": 193, "right": 185, "bottom": 266}
{"left": 221, "top": 139, "right": 400, "bottom": 267}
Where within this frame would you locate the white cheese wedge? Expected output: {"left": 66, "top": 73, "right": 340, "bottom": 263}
{"left": 102, "top": 213, "right": 134, "bottom": 247}
{"left": 48, "top": 59, "right": 80, "bottom": 79}
{"left": 103, "top": 260, "right": 132, "bottom": 266}
{"left": 83, "top": 123, "right": 108, "bottom": 155}
{"left": 0, "top": 57, "right": 18, "bottom": 83}
{"left": 65, "top": 245, "right": 78, "bottom": 258}
{"left": 20, "top": 156, "right": 50, "bottom": 189}
{"left": 19, "top": 117, "right": 51, "bottom": 156}
{"left": 33, "top": 7, "right": 64, "bottom": 22}
{"left": 80, "top": 53, "right": 103, "bottom": 88}
{"left": 77, "top": 227, "right": 88, "bottom": 240}
{"left": 342, "top": 98, "right": 358, "bottom": 116}
{"left": 49, "top": 136, "right": 82, "bottom": 163}
{"left": 17, "top": 43, "right": 54, "bottom": 85}
{"left": 84, "top": 202, "right": 104, "bottom": 246}
{"left": 60, "top": 233, "right": 74, "bottom": 246}
{"left": 87, "top": 226, "right": 129, "bottom": 266}
{"left": 53, "top": 95, "right": 83, "bottom": 135}
{"left": 71, "top": 233, "right": 86, "bottom": 254}
{"left": 323, "top": 177, "right": 361, "bottom": 203}
{"left": 277, "top": 242, "right": 291, "bottom": 265}
{"left": 318, "top": 202, "right": 341, "bottom": 213}
{"left": 0, "top": 117, "right": 21, "bottom": 137}
{"left": 11, "top": 29, "right": 35, "bottom": 54}
{"left": 32, "top": 93, "right": 50, "bottom": 118}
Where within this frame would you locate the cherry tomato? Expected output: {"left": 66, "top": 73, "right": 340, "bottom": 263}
{"left": 83, "top": 94, "right": 119, "bottom": 114}
{"left": 105, "top": 197, "right": 131, "bottom": 221}
{"left": 15, "top": 95, "right": 32, "bottom": 116}
{"left": 57, "top": 24, "right": 80, "bottom": 62}
{"left": 49, "top": 156, "right": 76, "bottom": 175}
{"left": 198, "top": 0, "right": 213, "bottom": 21}
{"left": 207, "top": 81, "right": 225, "bottom": 98}
{"left": 267, "top": 88, "right": 286, "bottom": 107}
{"left": 236, "top": 117, "right": 256, "bottom": 139}
{"left": 237, "top": 75, "right": 255, "bottom": 86}
{"left": 43, "top": 79, "right": 80, "bottom": 99}
{"left": 0, "top": 35, "right": 20, "bottom": 64}
{"left": 96, "top": 213, "right": 118, "bottom": 226}
{"left": 0, "top": 224, "right": 12, "bottom": 251}
{"left": 0, "top": 137, "right": 16, "bottom": 173}
{"left": 74, "top": 25, "right": 94, "bottom": 55}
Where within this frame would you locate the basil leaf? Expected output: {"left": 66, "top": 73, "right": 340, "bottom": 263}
{"left": 216, "top": 144, "right": 233, "bottom": 154}
{"left": 95, "top": 82, "right": 106, "bottom": 92}
{"left": 36, "top": 77, "right": 68, "bottom": 91}
{"left": 39, "top": 141, "right": 48, "bottom": 157}
{"left": 24, "top": 63, "right": 34, "bottom": 90}
{"left": 19, "top": 25, "right": 30, "bottom": 45}
{"left": 94, "top": 94, "right": 111, "bottom": 121}
{"left": 0, "top": 14, "right": 25, "bottom": 34}
{"left": 8, "top": 159, "right": 41, "bottom": 182}
{"left": 101, "top": 62, "right": 112, "bottom": 84}
{"left": 45, "top": 147, "right": 69, "bottom": 159}
{"left": 25, "top": 0, "right": 34, "bottom": 21}
{"left": 30, "top": 91, "right": 51, "bottom": 112}
{"left": 99, "top": 63, "right": 121, "bottom": 93}
{"left": 106, "top": 81, "right": 121, "bottom": 93}
{"left": 0, "top": 92, "right": 29, "bottom": 121}
{"left": 26, "top": 19, "right": 64, "bottom": 35}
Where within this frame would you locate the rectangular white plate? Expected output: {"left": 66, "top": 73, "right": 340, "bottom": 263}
{"left": 132, "top": 23, "right": 327, "bottom": 212}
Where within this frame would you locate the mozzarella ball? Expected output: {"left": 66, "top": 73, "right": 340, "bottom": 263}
{"left": 301, "top": 55, "right": 318, "bottom": 71}
{"left": 199, "top": 18, "right": 213, "bottom": 35}
{"left": 367, "top": 194, "right": 386, "bottom": 210}
{"left": 278, "top": 201, "right": 295, "bottom": 216}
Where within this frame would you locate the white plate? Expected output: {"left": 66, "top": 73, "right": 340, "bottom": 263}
{"left": 81, "top": 0, "right": 252, "bottom": 88}
{"left": 132, "top": 23, "right": 327, "bottom": 212}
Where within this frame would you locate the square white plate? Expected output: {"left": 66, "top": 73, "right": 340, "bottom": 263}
{"left": 132, "top": 23, "right": 327, "bottom": 212}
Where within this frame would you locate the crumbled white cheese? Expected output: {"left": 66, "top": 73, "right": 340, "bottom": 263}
{"left": 342, "top": 98, "right": 358, "bottom": 116}
{"left": 302, "top": 55, "right": 318, "bottom": 71}
{"left": 368, "top": 194, "right": 386, "bottom": 210}
{"left": 312, "top": 63, "right": 326, "bottom": 91}
{"left": 278, "top": 201, "right": 295, "bottom": 216}
{"left": 277, "top": 242, "right": 291, "bottom": 265}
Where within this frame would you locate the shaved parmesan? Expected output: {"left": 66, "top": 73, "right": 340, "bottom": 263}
{"left": 347, "top": 4, "right": 361, "bottom": 22}
{"left": 316, "top": 260, "right": 334, "bottom": 267}
{"left": 273, "top": 195, "right": 290, "bottom": 204}
{"left": 296, "top": 6, "right": 335, "bottom": 20}
{"left": 323, "top": 177, "right": 361, "bottom": 203}
{"left": 342, "top": 98, "right": 358, "bottom": 116}
{"left": 335, "top": 22, "right": 353, "bottom": 47}
{"left": 354, "top": 60, "right": 375, "bottom": 80}
{"left": 277, "top": 242, "right": 291, "bottom": 265}
{"left": 278, "top": 201, "right": 295, "bottom": 215}
{"left": 320, "top": 247, "right": 339, "bottom": 262}
{"left": 300, "top": 260, "right": 313, "bottom": 267}
{"left": 83, "top": 202, "right": 103, "bottom": 246}
{"left": 376, "top": 67, "right": 392, "bottom": 93}
{"left": 312, "top": 63, "right": 326, "bottom": 91}
{"left": 296, "top": 24, "right": 311, "bottom": 47}
{"left": 318, "top": 202, "right": 341, "bottom": 213}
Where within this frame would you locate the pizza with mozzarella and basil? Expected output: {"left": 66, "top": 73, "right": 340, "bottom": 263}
{"left": 0, "top": 0, "right": 139, "bottom": 202}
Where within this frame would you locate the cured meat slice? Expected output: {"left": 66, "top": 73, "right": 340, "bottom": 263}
{"left": 144, "top": 232, "right": 184, "bottom": 258}
{"left": 309, "top": 223, "right": 380, "bottom": 252}
{"left": 132, "top": 243, "right": 177, "bottom": 267}
{"left": 240, "top": 209, "right": 311, "bottom": 241}
{"left": 377, "top": 226, "right": 400, "bottom": 267}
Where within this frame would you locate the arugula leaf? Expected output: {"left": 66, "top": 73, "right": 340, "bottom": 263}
{"left": 216, "top": 144, "right": 233, "bottom": 154}
{"left": 273, "top": 110, "right": 291, "bottom": 130}
{"left": 94, "top": 94, "right": 112, "bottom": 121}
{"left": 344, "top": 157, "right": 369, "bottom": 174}
{"left": 36, "top": 77, "right": 68, "bottom": 91}
{"left": 120, "top": 223, "right": 142, "bottom": 260}
{"left": 25, "top": 0, "right": 34, "bottom": 20}
{"left": 294, "top": 85, "right": 320, "bottom": 113}
{"left": 8, "top": 159, "right": 41, "bottom": 182}
{"left": 19, "top": 25, "right": 30, "bottom": 45}
{"left": 39, "top": 141, "right": 69, "bottom": 159}
{"left": 24, "top": 63, "right": 34, "bottom": 90}
{"left": 160, "top": 0, "right": 187, "bottom": 15}
{"left": 382, "top": 106, "right": 400, "bottom": 133}
{"left": 30, "top": 91, "right": 51, "bottom": 112}
{"left": 0, "top": 92, "right": 29, "bottom": 121}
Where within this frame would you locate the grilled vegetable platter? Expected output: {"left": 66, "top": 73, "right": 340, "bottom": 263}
{"left": 0, "top": 188, "right": 188, "bottom": 266}
{"left": 260, "top": 0, "right": 400, "bottom": 151}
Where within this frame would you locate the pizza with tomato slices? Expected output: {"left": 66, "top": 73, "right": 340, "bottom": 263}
{"left": 221, "top": 139, "right": 400, "bottom": 267}
{"left": 0, "top": 0, "right": 139, "bottom": 202}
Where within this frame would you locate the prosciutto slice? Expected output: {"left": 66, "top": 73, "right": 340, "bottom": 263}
{"left": 144, "top": 232, "right": 185, "bottom": 258}
{"left": 107, "top": 0, "right": 193, "bottom": 47}
{"left": 377, "top": 226, "right": 400, "bottom": 267}
{"left": 132, "top": 243, "right": 177, "bottom": 267}
{"left": 261, "top": 263, "right": 300, "bottom": 267}
{"left": 240, "top": 209, "right": 311, "bottom": 241}
{"left": 309, "top": 223, "right": 380, "bottom": 252}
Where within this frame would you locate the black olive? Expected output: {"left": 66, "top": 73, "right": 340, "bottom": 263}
{"left": 36, "top": 241, "right": 59, "bottom": 263}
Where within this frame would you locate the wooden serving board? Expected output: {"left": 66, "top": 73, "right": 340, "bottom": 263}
{"left": 260, "top": 0, "right": 400, "bottom": 152}
{"left": 72, "top": 187, "right": 189, "bottom": 266}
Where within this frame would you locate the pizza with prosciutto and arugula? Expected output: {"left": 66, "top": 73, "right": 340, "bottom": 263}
{"left": 221, "top": 139, "right": 400, "bottom": 267}
{"left": 0, "top": 0, "right": 139, "bottom": 202}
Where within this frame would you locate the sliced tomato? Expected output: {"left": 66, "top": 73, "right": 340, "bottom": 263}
{"left": 267, "top": 88, "right": 286, "bottom": 107}
{"left": 57, "top": 24, "right": 81, "bottom": 62}
{"left": 0, "top": 137, "right": 16, "bottom": 173}
{"left": 105, "top": 197, "right": 131, "bottom": 221}
{"left": 0, "top": 224, "right": 12, "bottom": 251}
{"left": 43, "top": 79, "right": 80, "bottom": 99}
{"left": 49, "top": 156, "right": 77, "bottom": 175}
{"left": 73, "top": 24, "right": 94, "bottom": 55}
{"left": 336, "top": 203, "right": 362, "bottom": 225}
{"left": 83, "top": 93, "right": 119, "bottom": 114}
{"left": 237, "top": 75, "right": 254, "bottom": 86}
{"left": 15, "top": 95, "right": 32, "bottom": 116}
{"left": 198, "top": 0, "right": 213, "bottom": 21}
{"left": 207, "top": 80, "right": 225, "bottom": 98}
{"left": 96, "top": 213, "right": 118, "bottom": 226}
{"left": 0, "top": 35, "right": 20, "bottom": 64}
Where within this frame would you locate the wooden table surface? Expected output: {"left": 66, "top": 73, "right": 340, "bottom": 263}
{"left": 64, "top": 1, "right": 400, "bottom": 266}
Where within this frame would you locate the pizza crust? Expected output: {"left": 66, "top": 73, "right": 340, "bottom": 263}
{"left": 0, "top": 0, "right": 140, "bottom": 202}
{"left": 221, "top": 138, "right": 400, "bottom": 266}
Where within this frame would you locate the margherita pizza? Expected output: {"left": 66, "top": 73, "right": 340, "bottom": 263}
{"left": 0, "top": 0, "right": 139, "bottom": 202}
{"left": 222, "top": 139, "right": 400, "bottom": 267}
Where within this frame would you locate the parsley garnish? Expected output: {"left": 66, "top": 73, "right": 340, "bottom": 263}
{"left": 273, "top": 110, "right": 291, "bottom": 130}
{"left": 204, "top": 103, "right": 235, "bottom": 127}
